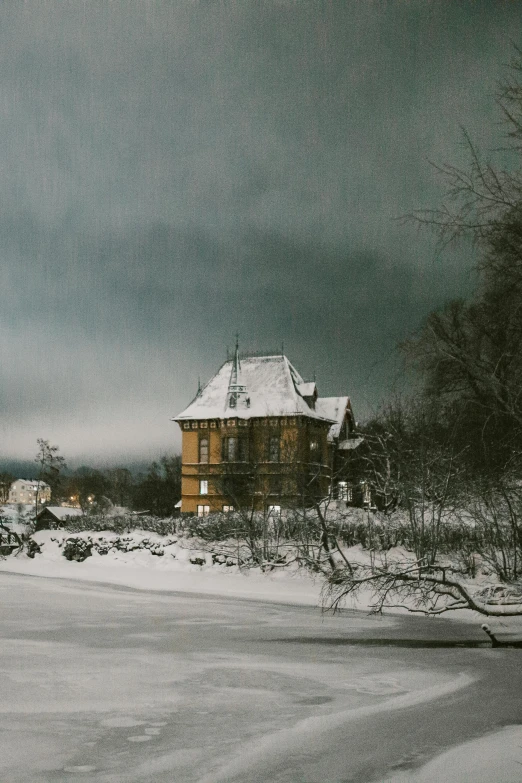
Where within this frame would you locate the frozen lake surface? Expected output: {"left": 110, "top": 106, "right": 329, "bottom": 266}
{"left": 1, "top": 572, "right": 521, "bottom": 782}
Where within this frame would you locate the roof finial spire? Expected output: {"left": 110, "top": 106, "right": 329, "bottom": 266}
{"left": 227, "top": 334, "right": 247, "bottom": 409}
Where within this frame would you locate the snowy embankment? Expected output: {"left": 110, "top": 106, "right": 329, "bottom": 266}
{"left": 0, "top": 530, "right": 324, "bottom": 606}
{"left": 0, "top": 528, "right": 509, "bottom": 630}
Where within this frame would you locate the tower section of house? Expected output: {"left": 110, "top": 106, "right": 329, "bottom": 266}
{"left": 173, "top": 347, "right": 359, "bottom": 515}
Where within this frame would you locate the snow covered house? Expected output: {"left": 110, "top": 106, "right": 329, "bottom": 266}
{"left": 34, "top": 506, "right": 84, "bottom": 531}
{"left": 173, "top": 346, "right": 359, "bottom": 515}
{"left": 8, "top": 479, "right": 51, "bottom": 506}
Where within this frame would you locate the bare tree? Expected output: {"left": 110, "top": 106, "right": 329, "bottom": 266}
{"left": 35, "top": 439, "right": 67, "bottom": 517}
{"left": 403, "top": 52, "right": 522, "bottom": 479}
{"left": 460, "top": 466, "right": 522, "bottom": 584}
{"left": 318, "top": 399, "right": 522, "bottom": 619}
{"left": 0, "top": 473, "right": 14, "bottom": 504}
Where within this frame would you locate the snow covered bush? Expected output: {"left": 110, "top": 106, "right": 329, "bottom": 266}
{"left": 58, "top": 514, "right": 178, "bottom": 537}
{"left": 62, "top": 538, "right": 93, "bottom": 562}
{"left": 26, "top": 539, "right": 41, "bottom": 558}
{"left": 182, "top": 513, "right": 240, "bottom": 541}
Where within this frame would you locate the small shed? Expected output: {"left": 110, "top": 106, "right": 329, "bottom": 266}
{"left": 35, "top": 506, "right": 85, "bottom": 531}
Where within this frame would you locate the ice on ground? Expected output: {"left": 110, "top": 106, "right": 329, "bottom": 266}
{"left": 195, "top": 673, "right": 474, "bottom": 783}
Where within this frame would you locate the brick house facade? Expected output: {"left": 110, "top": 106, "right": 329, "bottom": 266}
{"left": 173, "top": 349, "right": 358, "bottom": 515}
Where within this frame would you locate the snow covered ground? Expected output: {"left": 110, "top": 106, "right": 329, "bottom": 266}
{"left": 2, "top": 528, "right": 520, "bottom": 632}
{"left": 382, "top": 725, "right": 522, "bottom": 782}
{"left": 1, "top": 528, "right": 325, "bottom": 606}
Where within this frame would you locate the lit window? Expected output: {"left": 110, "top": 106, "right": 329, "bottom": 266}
{"left": 338, "top": 481, "right": 348, "bottom": 501}
{"left": 200, "top": 480, "right": 208, "bottom": 495}
{"left": 197, "top": 505, "right": 210, "bottom": 517}
{"left": 268, "top": 505, "right": 281, "bottom": 517}
{"left": 199, "top": 438, "right": 209, "bottom": 463}
{"left": 223, "top": 505, "right": 234, "bottom": 513}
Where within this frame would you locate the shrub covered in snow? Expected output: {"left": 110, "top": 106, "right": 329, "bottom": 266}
{"left": 26, "top": 539, "right": 41, "bottom": 558}
{"left": 57, "top": 514, "right": 178, "bottom": 537}
{"left": 182, "top": 513, "right": 241, "bottom": 542}
{"left": 62, "top": 538, "right": 93, "bottom": 562}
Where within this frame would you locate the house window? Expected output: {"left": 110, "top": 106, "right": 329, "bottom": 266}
{"left": 222, "top": 436, "right": 237, "bottom": 461}
{"left": 338, "top": 481, "right": 350, "bottom": 501}
{"left": 270, "top": 476, "right": 282, "bottom": 495}
{"left": 191, "top": 422, "right": 198, "bottom": 429}
{"left": 310, "top": 440, "right": 319, "bottom": 458}
{"left": 199, "top": 437, "right": 209, "bottom": 463}
{"left": 223, "top": 505, "right": 234, "bottom": 513}
{"left": 222, "top": 437, "right": 248, "bottom": 462}
{"left": 267, "top": 505, "right": 281, "bottom": 517}
{"left": 268, "top": 435, "right": 280, "bottom": 462}
{"left": 199, "top": 480, "right": 208, "bottom": 495}
{"left": 197, "top": 505, "right": 210, "bottom": 517}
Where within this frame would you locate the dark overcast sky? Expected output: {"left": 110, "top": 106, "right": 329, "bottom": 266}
{"left": 1, "top": 1, "right": 520, "bottom": 462}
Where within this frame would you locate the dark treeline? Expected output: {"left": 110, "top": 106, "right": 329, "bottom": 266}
{"left": 0, "top": 456, "right": 181, "bottom": 517}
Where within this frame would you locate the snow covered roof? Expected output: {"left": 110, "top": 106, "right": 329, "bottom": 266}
{"left": 36, "top": 506, "right": 84, "bottom": 521}
{"left": 315, "top": 396, "right": 350, "bottom": 442}
{"left": 296, "top": 382, "right": 316, "bottom": 398}
{"left": 174, "top": 355, "right": 336, "bottom": 424}
{"left": 338, "top": 436, "right": 364, "bottom": 450}
{"left": 11, "top": 479, "right": 50, "bottom": 488}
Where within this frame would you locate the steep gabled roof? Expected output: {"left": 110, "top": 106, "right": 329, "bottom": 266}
{"left": 315, "top": 396, "right": 350, "bottom": 442}
{"left": 173, "top": 355, "right": 335, "bottom": 423}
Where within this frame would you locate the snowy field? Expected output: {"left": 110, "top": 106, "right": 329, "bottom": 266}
{"left": 1, "top": 555, "right": 522, "bottom": 781}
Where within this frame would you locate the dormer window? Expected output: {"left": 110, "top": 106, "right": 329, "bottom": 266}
{"left": 297, "top": 382, "right": 318, "bottom": 410}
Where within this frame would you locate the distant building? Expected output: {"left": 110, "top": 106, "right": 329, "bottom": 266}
{"left": 34, "top": 506, "right": 84, "bottom": 531}
{"left": 173, "top": 344, "right": 361, "bottom": 515}
{"left": 8, "top": 479, "right": 51, "bottom": 506}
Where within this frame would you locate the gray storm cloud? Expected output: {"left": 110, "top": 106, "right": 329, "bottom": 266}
{"left": 0, "top": 1, "right": 518, "bottom": 460}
